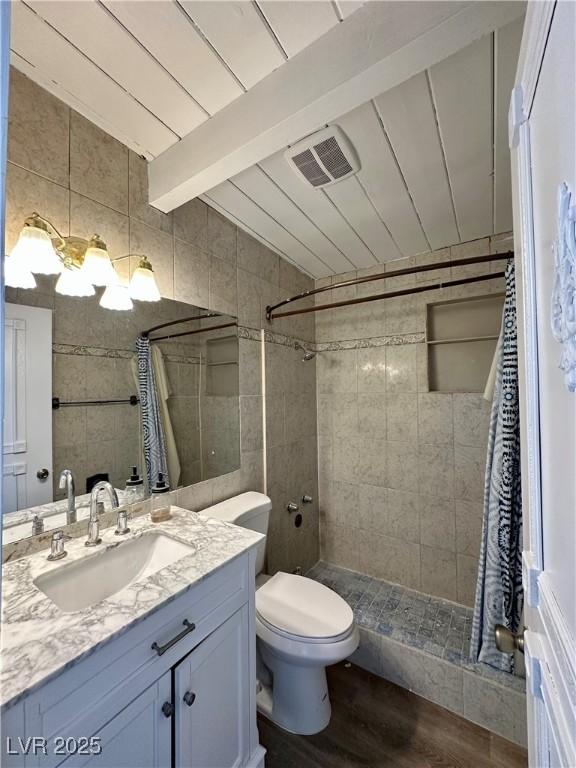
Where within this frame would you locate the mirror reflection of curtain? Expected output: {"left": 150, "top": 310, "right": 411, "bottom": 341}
{"left": 135, "top": 336, "right": 169, "bottom": 489}
{"left": 151, "top": 345, "right": 181, "bottom": 489}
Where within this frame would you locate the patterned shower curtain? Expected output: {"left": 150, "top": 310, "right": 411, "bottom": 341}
{"left": 136, "top": 335, "right": 169, "bottom": 490}
{"left": 470, "top": 260, "right": 523, "bottom": 672}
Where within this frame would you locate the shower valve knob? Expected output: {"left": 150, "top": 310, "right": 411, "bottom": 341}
{"left": 287, "top": 502, "right": 299, "bottom": 513}
{"left": 302, "top": 495, "right": 313, "bottom": 504}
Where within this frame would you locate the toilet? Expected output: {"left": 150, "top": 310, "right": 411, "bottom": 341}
{"left": 204, "top": 491, "right": 359, "bottom": 735}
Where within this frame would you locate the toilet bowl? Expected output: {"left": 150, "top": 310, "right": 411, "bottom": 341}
{"left": 204, "top": 492, "right": 359, "bottom": 735}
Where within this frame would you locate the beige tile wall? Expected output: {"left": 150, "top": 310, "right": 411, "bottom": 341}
{"left": 5, "top": 68, "right": 318, "bottom": 573}
{"left": 316, "top": 235, "right": 512, "bottom": 605}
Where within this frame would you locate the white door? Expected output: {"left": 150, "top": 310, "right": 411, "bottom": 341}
{"left": 510, "top": 2, "right": 576, "bottom": 766}
{"left": 174, "top": 608, "right": 249, "bottom": 768}
{"left": 3, "top": 303, "right": 52, "bottom": 513}
{"left": 59, "top": 673, "right": 172, "bottom": 768}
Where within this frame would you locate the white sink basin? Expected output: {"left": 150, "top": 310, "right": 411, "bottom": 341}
{"left": 34, "top": 532, "right": 196, "bottom": 613}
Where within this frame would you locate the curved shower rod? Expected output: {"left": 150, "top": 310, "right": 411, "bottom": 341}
{"left": 266, "top": 251, "right": 513, "bottom": 321}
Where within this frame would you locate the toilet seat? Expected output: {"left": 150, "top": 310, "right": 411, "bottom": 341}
{"left": 256, "top": 572, "right": 354, "bottom": 643}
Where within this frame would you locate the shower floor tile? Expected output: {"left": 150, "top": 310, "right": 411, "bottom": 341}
{"left": 307, "top": 561, "right": 525, "bottom": 693}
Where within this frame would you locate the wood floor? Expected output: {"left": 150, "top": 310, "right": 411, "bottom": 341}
{"left": 258, "top": 662, "right": 528, "bottom": 768}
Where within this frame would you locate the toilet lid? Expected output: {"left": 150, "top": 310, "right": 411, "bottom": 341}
{"left": 256, "top": 572, "right": 354, "bottom": 640}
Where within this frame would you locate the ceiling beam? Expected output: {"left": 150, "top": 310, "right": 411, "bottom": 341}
{"left": 149, "top": 1, "right": 525, "bottom": 212}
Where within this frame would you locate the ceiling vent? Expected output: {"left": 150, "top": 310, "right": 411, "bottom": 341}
{"left": 285, "top": 126, "right": 360, "bottom": 189}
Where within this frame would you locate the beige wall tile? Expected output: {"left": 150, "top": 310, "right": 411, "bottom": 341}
{"left": 70, "top": 112, "right": 128, "bottom": 213}
{"left": 386, "top": 441, "right": 417, "bottom": 492}
{"left": 357, "top": 393, "right": 386, "bottom": 437}
{"left": 358, "top": 437, "right": 387, "bottom": 487}
{"left": 5, "top": 163, "right": 69, "bottom": 252}
{"left": 453, "top": 393, "right": 491, "bottom": 447}
{"left": 387, "top": 393, "right": 417, "bottom": 442}
{"left": 332, "top": 393, "right": 359, "bottom": 437}
{"left": 209, "top": 255, "right": 238, "bottom": 316}
{"left": 174, "top": 239, "right": 209, "bottom": 308}
{"left": 421, "top": 545, "right": 457, "bottom": 601}
{"left": 173, "top": 198, "right": 208, "bottom": 250}
{"left": 8, "top": 69, "right": 69, "bottom": 186}
{"left": 386, "top": 345, "right": 417, "bottom": 392}
{"left": 236, "top": 267, "right": 263, "bottom": 328}
{"left": 359, "top": 530, "right": 421, "bottom": 588}
{"left": 457, "top": 553, "right": 479, "bottom": 606}
{"left": 450, "top": 238, "right": 490, "bottom": 277}
{"left": 70, "top": 192, "right": 129, "bottom": 259}
{"left": 418, "top": 393, "right": 453, "bottom": 445}
{"left": 321, "top": 522, "right": 359, "bottom": 571}
{"left": 419, "top": 496, "right": 456, "bottom": 551}
{"left": 240, "top": 396, "right": 263, "bottom": 452}
{"left": 207, "top": 208, "right": 236, "bottom": 264}
{"left": 238, "top": 229, "right": 279, "bottom": 285}
{"left": 418, "top": 444, "right": 454, "bottom": 499}
{"left": 454, "top": 443, "right": 486, "bottom": 502}
{"left": 317, "top": 350, "right": 357, "bottom": 394}
{"left": 128, "top": 151, "right": 172, "bottom": 234}
{"left": 456, "top": 500, "right": 483, "bottom": 556}
{"left": 129, "top": 219, "right": 174, "bottom": 298}
{"left": 356, "top": 346, "right": 387, "bottom": 394}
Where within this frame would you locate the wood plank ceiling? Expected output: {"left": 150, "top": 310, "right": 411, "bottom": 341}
{"left": 10, "top": 0, "right": 353, "bottom": 157}
{"left": 203, "top": 16, "right": 524, "bottom": 278}
{"left": 10, "top": 1, "right": 523, "bottom": 279}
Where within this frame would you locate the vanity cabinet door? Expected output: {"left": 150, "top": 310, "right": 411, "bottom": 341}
{"left": 174, "top": 607, "right": 249, "bottom": 768}
{"left": 59, "top": 672, "right": 171, "bottom": 768}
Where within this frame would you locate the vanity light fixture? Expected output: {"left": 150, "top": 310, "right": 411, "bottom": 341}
{"left": 9, "top": 213, "right": 62, "bottom": 275}
{"left": 129, "top": 256, "right": 161, "bottom": 302}
{"left": 55, "top": 263, "right": 95, "bottom": 298}
{"left": 5, "top": 212, "right": 161, "bottom": 309}
{"left": 4, "top": 252, "right": 36, "bottom": 289}
{"left": 79, "top": 234, "right": 116, "bottom": 287}
{"left": 100, "top": 281, "right": 133, "bottom": 311}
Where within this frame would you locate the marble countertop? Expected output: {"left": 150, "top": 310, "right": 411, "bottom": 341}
{"left": 1, "top": 506, "right": 262, "bottom": 711}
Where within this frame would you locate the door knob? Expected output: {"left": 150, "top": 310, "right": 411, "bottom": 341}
{"left": 495, "top": 624, "right": 525, "bottom": 654}
{"left": 37, "top": 468, "right": 50, "bottom": 480}
{"left": 183, "top": 691, "right": 196, "bottom": 707}
{"left": 161, "top": 701, "right": 173, "bottom": 718}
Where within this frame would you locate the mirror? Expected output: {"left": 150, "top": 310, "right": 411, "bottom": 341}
{"left": 3, "top": 276, "right": 240, "bottom": 544}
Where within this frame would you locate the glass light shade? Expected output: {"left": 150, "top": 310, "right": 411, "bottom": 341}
{"left": 81, "top": 238, "right": 116, "bottom": 286}
{"left": 4, "top": 254, "right": 36, "bottom": 289}
{"left": 55, "top": 265, "right": 95, "bottom": 297}
{"left": 129, "top": 257, "right": 161, "bottom": 302}
{"left": 100, "top": 282, "right": 133, "bottom": 311}
{"left": 12, "top": 225, "right": 62, "bottom": 275}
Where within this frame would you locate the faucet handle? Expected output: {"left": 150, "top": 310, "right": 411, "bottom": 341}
{"left": 47, "top": 530, "right": 68, "bottom": 561}
{"left": 115, "top": 509, "right": 131, "bottom": 536}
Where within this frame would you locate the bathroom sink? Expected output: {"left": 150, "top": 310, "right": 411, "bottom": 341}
{"left": 34, "top": 532, "right": 196, "bottom": 613}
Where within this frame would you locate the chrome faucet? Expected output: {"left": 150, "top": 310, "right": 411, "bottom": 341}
{"left": 86, "top": 481, "right": 119, "bottom": 547}
{"left": 58, "top": 469, "right": 77, "bottom": 525}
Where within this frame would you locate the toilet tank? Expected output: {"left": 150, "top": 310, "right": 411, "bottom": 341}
{"left": 203, "top": 492, "right": 271, "bottom": 575}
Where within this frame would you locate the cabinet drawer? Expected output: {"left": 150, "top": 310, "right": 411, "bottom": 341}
{"left": 22, "top": 554, "right": 250, "bottom": 767}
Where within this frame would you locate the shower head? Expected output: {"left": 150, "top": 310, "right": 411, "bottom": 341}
{"left": 295, "top": 342, "right": 316, "bottom": 362}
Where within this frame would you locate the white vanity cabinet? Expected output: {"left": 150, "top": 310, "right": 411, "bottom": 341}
{"left": 174, "top": 607, "right": 250, "bottom": 768}
{"left": 2, "top": 550, "right": 264, "bottom": 768}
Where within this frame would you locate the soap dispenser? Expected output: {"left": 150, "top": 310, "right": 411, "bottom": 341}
{"left": 124, "top": 466, "right": 144, "bottom": 506}
{"left": 151, "top": 472, "right": 171, "bottom": 522}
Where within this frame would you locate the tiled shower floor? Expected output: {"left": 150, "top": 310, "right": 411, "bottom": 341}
{"left": 307, "top": 561, "right": 525, "bottom": 693}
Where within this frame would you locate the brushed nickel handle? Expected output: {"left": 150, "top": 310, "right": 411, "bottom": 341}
{"left": 495, "top": 624, "right": 525, "bottom": 654}
{"left": 183, "top": 691, "right": 196, "bottom": 707}
{"left": 151, "top": 619, "right": 196, "bottom": 656}
{"left": 161, "top": 702, "right": 173, "bottom": 718}
{"left": 302, "top": 494, "right": 313, "bottom": 504}
{"left": 287, "top": 502, "right": 299, "bottom": 513}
